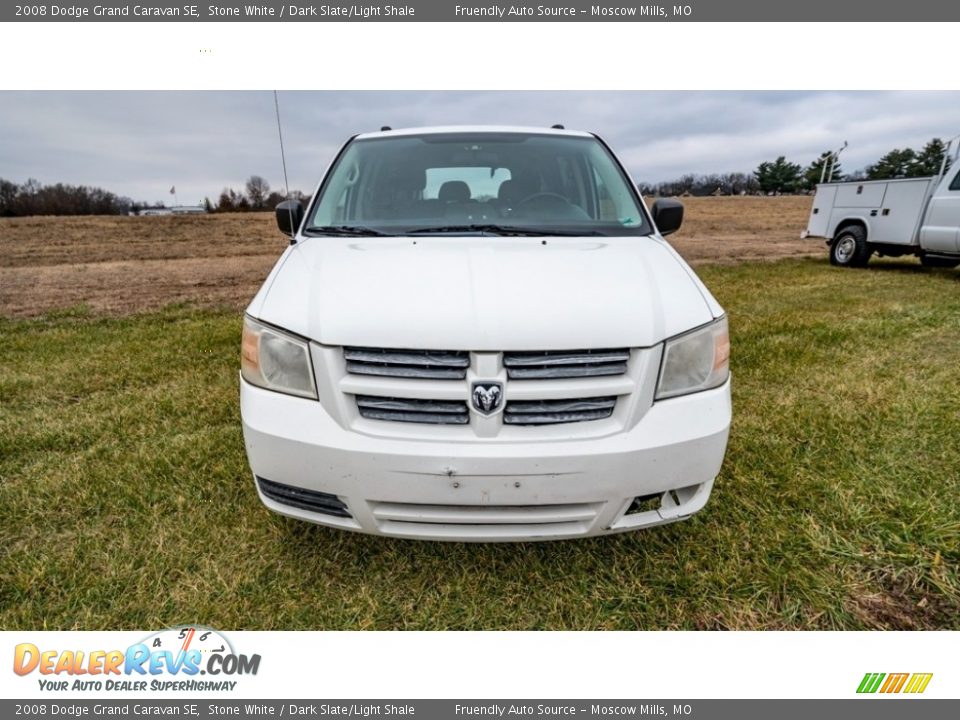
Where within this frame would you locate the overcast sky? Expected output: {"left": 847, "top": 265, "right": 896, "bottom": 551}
{"left": 2, "top": 91, "right": 959, "bottom": 204}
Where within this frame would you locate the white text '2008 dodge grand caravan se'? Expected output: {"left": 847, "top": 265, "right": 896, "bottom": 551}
{"left": 240, "top": 126, "right": 731, "bottom": 541}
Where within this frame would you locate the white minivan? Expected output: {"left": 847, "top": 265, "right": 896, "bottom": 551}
{"left": 240, "top": 126, "right": 731, "bottom": 541}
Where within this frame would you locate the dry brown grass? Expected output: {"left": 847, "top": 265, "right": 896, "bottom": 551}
{"left": 669, "top": 195, "right": 816, "bottom": 264}
{"left": 0, "top": 213, "right": 286, "bottom": 318}
{"left": 0, "top": 197, "right": 816, "bottom": 318}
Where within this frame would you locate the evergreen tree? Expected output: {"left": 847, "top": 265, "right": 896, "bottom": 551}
{"left": 755, "top": 156, "right": 802, "bottom": 193}
{"left": 910, "top": 138, "right": 948, "bottom": 177}
{"left": 866, "top": 148, "right": 916, "bottom": 180}
{"left": 804, "top": 151, "right": 844, "bottom": 189}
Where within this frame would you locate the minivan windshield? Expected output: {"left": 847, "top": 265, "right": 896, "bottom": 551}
{"left": 305, "top": 132, "right": 652, "bottom": 237}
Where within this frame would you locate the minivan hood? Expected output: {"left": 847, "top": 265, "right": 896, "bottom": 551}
{"left": 254, "top": 236, "right": 718, "bottom": 350}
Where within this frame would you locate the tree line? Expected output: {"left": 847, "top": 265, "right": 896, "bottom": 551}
{"left": 640, "top": 137, "right": 952, "bottom": 197}
{"left": 0, "top": 175, "right": 308, "bottom": 217}
{"left": 207, "top": 175, "right": 310, "bottom": 213}
{"left": 0, "top": 178, "right": 136, "bottom": 217}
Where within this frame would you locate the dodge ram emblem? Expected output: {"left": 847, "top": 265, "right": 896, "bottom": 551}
{"left": 471, "top": 382, "right": 503, "bottom": 415}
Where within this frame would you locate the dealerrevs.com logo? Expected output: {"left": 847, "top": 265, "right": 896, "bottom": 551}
{"left": 13, "top": 627, "right": 261, "bottom": 692}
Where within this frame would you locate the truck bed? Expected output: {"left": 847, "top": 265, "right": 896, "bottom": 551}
{"left": 804, "top": 177, "right": 934, "bottom": 246}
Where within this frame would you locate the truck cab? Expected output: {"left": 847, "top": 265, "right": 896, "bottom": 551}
{"left": 920, "top": 165, "right": 960, "bottom": 255}
{"left": 803, "top": 141, "right": 960, "bottom": 268}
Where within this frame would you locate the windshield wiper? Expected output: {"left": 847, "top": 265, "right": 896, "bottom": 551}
{"left": 405, "top": 224, "right": 607, "bottom": 237}
{"left": 304, "top": 225, "right": 395, "bottom": 237}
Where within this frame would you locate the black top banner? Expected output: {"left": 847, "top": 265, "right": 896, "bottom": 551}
{"left": 5, "top": 0, "right": 960, "bottom": 22}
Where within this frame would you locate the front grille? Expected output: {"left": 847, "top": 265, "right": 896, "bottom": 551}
{"left": 344, "top": 347, "right": 468, "bottom": 380}
{"left": 256, "top": 476, "right": 351, "bottom": 518}
{"left": 503, "top": 349, "right": 629, "bottom": 379}
{"left": 504, "top": 396, "right": 617, "bottom": 425}
{"left": 343, "top": 346, "right": 633, "bottom": 429}
{"left": 356, "top": 395, "right": 469, "bottom": 424}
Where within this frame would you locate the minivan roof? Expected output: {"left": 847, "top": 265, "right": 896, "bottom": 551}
{"left": 353, "top": 125, "right": 594, "bottom": 140}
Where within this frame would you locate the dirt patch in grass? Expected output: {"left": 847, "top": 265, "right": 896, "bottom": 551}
{"left": 0, "top": 197, "right": 816, "bottom": 318}
{"left": 848, "top": 570, "right": 958, "bottom": 630}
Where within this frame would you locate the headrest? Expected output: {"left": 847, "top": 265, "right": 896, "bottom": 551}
{"left": 499, "top": 171, "right": 539, "bottom": 205}
{"left": 438, "top": 180, "right": 471, "bottom": 203}
{"left": 497, "top": 179, "right": 516, "bottom": 202}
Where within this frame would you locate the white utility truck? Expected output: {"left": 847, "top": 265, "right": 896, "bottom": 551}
{"left": 802, "top": 139, "right": 960, "bottom": 268}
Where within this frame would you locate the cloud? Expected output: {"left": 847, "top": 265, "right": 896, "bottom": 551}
{"left": 1, "top": 90, "right": 959, "bottom": 203}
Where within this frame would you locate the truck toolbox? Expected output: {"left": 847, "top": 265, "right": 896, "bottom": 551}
{"left": 835, "top": 182, "right": 886, "bottom": 208}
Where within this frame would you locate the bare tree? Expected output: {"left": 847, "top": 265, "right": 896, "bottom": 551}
{"left": 245, "top": 175, "right": 271, "bottom": 210}
{"left": 0, "top": 177, "right": 131, "bottom": 216}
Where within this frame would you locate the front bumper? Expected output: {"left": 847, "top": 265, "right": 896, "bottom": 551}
{"left": 240, "top": 376, "right": 731, "bottom": 542}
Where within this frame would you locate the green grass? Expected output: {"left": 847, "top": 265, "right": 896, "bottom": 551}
{"left": 1, "top": 258, "right": 959, "bottom": 630}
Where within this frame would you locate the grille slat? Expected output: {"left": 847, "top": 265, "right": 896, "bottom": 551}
{"left": 345, "top": 347, "right": 468, "bottom": 380}
{"left": 361, "top": 410, "right": 469, "bottom": 424}
{"left": 256, "top": 477, "right": 351, "bottom": 518}
{"left": 357, "top": 396, "right": 466, "bottom": 413}
{"left": 505, "top": 396, "right": 617, "bottom": 426}
{"left": 503, "top": 398, "right": 617, "bottom": 413}
{"left": 356, "top": 395, "right": 469, "bottom": 425}
{"left": 505, "top": 409, "right": 611, "bottom": 425}
{"left": 504, "top": 349, "right": 629, "bottom": 379}
{"left": 346, "top": 362, "right": 466, "bottom": 380}
{"left": 504, "top": 350, "right": 630, "bottom": 367}
{"left": 506, "top": 365, "right": 627, "bottom": 379}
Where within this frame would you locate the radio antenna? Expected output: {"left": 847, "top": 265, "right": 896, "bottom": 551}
{"left": 273, "top": 90, "right": 296, "bottom": 244}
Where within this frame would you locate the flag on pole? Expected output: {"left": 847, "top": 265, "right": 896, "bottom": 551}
{"left": 169, "top": 186, "right": 176, "bottom": 195}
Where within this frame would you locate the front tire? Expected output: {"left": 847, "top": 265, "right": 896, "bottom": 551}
{"left": 830, "top": 226, "right": 871, "bottom": 268}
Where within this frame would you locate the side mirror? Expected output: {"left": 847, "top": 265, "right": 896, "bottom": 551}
{"left": 275, "top": 200, "right": 304, "bottom": 238}
{"left": 651, "top": 199, "right": 684, "bottom": 236}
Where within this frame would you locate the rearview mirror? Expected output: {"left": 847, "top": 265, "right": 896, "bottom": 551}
{"left": 275, "top": 200, "right": 304, "bottom": 238}
{"left": 651, "top": 199, "right": 684, "bottom": 236}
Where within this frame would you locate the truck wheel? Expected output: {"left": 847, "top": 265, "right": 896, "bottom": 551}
{"left": 830, "top": 226, "right": 871, "bottom": 267}
{"left": 920, "top": 255, "right": 960, "bottom": 269}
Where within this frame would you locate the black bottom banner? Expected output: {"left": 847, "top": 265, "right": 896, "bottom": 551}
{"left": 4, "top": 700, "right": 956, "bottom": 720}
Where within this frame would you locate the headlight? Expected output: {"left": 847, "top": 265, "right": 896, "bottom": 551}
{"left": 655, "top": 316, "right": 729, "bottom": 400}
{"left": 241, "top": 315, "right": 317, "bottom": 399}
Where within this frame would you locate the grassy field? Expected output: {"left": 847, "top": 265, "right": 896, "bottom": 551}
{"left": 2, "top": 257, "right": 958, "bottom": 630}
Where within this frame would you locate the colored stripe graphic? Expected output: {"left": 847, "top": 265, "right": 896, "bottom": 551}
{"left": 856, "top": 673, "right": 885, "bottom": 693}
{"left": 880, "top": 673, "right": 909, "bottom": 693}
{"left": 904, "top": 673, "right": 933, "bottom": 694}
{"left": 857, "top": 672, "right": 932, "bottom": 694}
